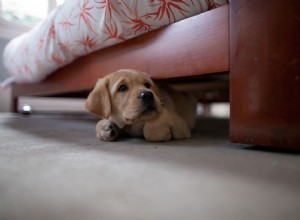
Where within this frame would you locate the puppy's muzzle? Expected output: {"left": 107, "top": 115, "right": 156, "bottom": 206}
{"left": 139, "top": 91, "right": 155, "bottom": 112}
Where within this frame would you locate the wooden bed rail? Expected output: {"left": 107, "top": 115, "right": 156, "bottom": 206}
{"left": 11, "top": 5, "right": 229, "bottom": 97}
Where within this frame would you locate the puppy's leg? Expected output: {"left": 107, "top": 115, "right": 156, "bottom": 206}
{"left": 143, "top": 122, "right": 172, "bottom": 142}
{"left": 143, "top": 107, "right": 191, "bottom": 142}
{"left": 96, "top": 119, "right": 119, "bottom": 141}
{"left": 169, "top": 112, "right": 191, "bottom": 139}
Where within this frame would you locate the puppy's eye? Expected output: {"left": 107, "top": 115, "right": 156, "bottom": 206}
{"left": 118, "top": 84, "right": 128, "bottom": 92}
{"left": 144, "top": 82, "right": 151, "bottom": 89}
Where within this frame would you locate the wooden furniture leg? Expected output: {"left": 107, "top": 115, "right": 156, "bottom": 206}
{"left": 230, "top": 0, "right": 300, "bottom": 149}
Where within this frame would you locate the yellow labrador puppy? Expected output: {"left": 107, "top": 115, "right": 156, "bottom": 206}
{"left": 86, "top": 69, "right": 197, "bottom": 142}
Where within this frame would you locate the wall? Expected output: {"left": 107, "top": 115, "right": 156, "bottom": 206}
{"left": 0, "top": 38, "right": 10, "bottom": 80}
{"left": 0, "top": 38, "right": 11, "bottom": 112}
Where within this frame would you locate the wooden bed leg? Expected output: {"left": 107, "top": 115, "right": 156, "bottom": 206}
{"left": 12, "top": 96, "right": 18, "bottom": 113}
{"left": 230, "top": 0, "right": 300, "bottom": 149}
{"left": 11, "top": 85, "right": 19, "bottom": 113}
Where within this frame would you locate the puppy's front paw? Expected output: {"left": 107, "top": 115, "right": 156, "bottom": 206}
{"left": 96, "top": 120, "right": 119, "bottom": 141}
{"left": 144, "top": 126, "right": 172, "bottom": 142}
{"left": 143, "top": 107, "right": 192, "bottom": 141}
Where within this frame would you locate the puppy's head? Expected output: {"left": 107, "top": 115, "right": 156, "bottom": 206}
{"left": 86, "top": 69, "right": 162, "bottom": 127}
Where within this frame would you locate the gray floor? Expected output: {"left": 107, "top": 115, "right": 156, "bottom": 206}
{"left": 0, "top": 113, "right": 299, "bottom": 220}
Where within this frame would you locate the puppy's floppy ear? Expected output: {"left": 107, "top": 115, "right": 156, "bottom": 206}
{"left": 85, "top": 77, "right": 111, "bottom": 119}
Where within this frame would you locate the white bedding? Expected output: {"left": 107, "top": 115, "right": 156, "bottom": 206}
{"left": 2, "top": 0, "right": 228, "bottom": 84}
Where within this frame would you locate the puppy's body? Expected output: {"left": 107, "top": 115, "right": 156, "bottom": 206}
{"left": 86, "top": 69, "right": 197, "bottom": 142}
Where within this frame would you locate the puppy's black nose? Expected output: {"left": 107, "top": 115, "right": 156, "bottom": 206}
{"left": 138, "top": 91, "right": 154, "bottom": 105}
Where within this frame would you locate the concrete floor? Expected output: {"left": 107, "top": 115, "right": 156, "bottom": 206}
{"left": 0, "top": 114, "right": 300, "bottom": 220}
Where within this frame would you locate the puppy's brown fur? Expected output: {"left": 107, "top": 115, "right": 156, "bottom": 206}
{"left": 86, "top": 69, "right": 197, "bottom": 142}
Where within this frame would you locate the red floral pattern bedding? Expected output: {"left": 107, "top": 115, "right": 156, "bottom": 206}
{"left": 3, "top": 0, "right": 228, "bottom": 84}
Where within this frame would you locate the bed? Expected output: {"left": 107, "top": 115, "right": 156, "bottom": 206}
{"left": 3, "top": 0, "right": 300, "bottom": 149}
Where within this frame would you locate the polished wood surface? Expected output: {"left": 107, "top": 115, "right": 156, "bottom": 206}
{"left": 230, "top": 0, "right": 300, "bottom": 148}
{"left": 12, "top": 5, "right": 229, "bottom": 97}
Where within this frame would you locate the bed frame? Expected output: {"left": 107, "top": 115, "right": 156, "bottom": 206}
{"left": 11, "top": 0, "right": 300, "bottom": 149}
